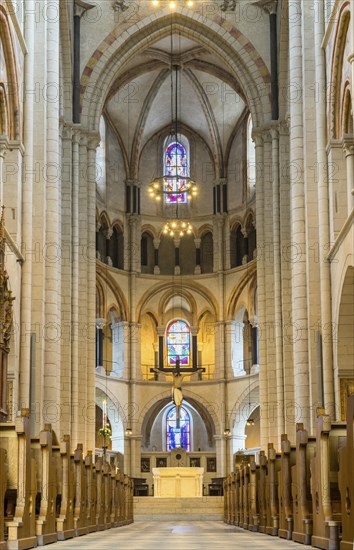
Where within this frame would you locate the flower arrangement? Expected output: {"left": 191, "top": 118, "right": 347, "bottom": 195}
{"left": 98, "top": 425, "right": 112, "bottom": 438}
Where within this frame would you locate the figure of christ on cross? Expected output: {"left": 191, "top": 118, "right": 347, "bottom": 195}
{"left": 154, "top": 357, "right": 203, "bottom": 427}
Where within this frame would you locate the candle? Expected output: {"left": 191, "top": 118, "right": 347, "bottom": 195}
{"left": 103, "top": 399, "right": 107, "bottom": 428}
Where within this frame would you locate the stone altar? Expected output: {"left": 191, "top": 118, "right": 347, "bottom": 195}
{"left": 152, "top": 467, "right": 204, "bottom": 497}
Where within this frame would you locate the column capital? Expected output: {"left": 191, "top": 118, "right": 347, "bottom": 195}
{"left": 74, "top": 0, "right": 95, "bottom": 18}
{"left": 96, "top": 318, "right": 106, "bottom": 329}
{"left": 270, "top": 122, "right": 279, "bottom": 140}
{"left": 342, "top": 135, "right": 354, "bottom": 157}
{"left": 0, "top": 137, "right": 9, "bottom": 159}
{"left": 153, "top": 238, "right": 160, "bottom": 249}
{"left": 251, "top": 128, "right": 264, "bottom": 147}
{"left": 60, "top": 120, "right": 74, "bottom": 141}
{"left": 194, "top": 238, "right": 201, "bottom": 248}
{"left": 254, "top": 0, "right": 278, "bottom": 15}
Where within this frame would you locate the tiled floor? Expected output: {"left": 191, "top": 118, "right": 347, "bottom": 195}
{"left": 47, "top": 522, "right": 314, "bottom": 550}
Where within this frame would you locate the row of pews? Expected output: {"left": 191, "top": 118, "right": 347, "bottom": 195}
{"left": 224, "top": 394, "right": 354, "bottom": 550}
{"left": 0, "top": 409, "right": 133, "bottom": 550}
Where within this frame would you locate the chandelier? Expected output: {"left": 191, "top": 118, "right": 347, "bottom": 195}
{"left": 162, "top": 219, "right": 193, "bottom": 237}
{"left": 148, "top": 175, "right": 197, "bottom": 202}
{"left": 151, "top": 0, "right": 194, "bottom": 8}
{"left": 148, "top": 62, "right": 197, "bottom": 203}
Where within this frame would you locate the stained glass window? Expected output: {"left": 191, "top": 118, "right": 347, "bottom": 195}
{"left": 166, "top": 406, "right": 190, "bottom": 451}
{"left": 166, "top": 320, "right": 190, "bottom": 366}
{"left": 164, "top": 141, "right": 189, "bottom": 204}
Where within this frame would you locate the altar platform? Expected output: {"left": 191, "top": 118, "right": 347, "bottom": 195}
{"left": 152, "top": 467, "right": 204, "bottom": 497}
{"left": 133, "top": 496, "right": 224, "bottom": 521}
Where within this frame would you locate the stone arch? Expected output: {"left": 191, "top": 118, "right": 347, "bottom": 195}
{"left": 0, "top": 5, "right": 20, "bottom": 140}
{"left": 96, "top": 279, "right": 105, "bottom": 318}
{"left": 136, "top": 280, "right": 219, "bottom": 322}
{"left": 81, "top": 10, "right": 271, "bottom": 132}
{"left": 229, "top": 378, "right": 259, "bottom": 451}
{"left": 95, "top": 386, "right": 126, "bottom": 452}
{"left": 341, "top": 83, "right": 353, "bottom": 135}
{"left": 226, "top": 264, "right": 257, "bottom": 320}
{"left": 138, "top": 388, "right": 220, "bottom": 442}
{"left": 96, "top": 268, "right": 129, "bottom": 321}
{"left": 330, "top": 2, "right": 351, "bottom": 139}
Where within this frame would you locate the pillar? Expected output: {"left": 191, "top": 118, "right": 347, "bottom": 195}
{"left": 153, "top": 238, "right": 160, "bottom": 275}
{"left": 44, "top": 0, "right": 61, "bottom": 430}
{"left": 270, "top": 124, "right": 285, "bottom": 440}
{"left": 314, "top": 0, "right": 335, "bottom": 417}
{"left": 288, "top": 0, "right": 310, "bottom": 430}
{"left": 194, "top": 238, "right": 201, "bottom": 274}
{"left": 343, "top": 138, "right": 354, "bottom": 214}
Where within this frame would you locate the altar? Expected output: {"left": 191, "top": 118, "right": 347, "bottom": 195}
{"left": 152, "top": 467, "right": 204, "bottom": 497}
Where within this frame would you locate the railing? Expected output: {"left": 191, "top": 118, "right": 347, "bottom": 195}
{"left": 140, "top": 364, "right": 216, "bottom": 381}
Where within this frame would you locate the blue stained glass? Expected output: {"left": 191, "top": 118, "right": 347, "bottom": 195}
{"left": 164, "top": 142, "right": 189, "bottom": 204}
{"left": 166, "top": 406, "right": 190, "bottom": 451}
{"left": 166, "top": 320, "right": 190, "bottom": 366}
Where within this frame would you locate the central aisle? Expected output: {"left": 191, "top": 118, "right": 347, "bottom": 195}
{"left": 46, "top": 522, "right": 314, "bottom": 550}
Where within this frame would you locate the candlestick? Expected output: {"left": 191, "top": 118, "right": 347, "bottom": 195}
{"left": 103, "top": 399, "right": 107, "bottom": 427}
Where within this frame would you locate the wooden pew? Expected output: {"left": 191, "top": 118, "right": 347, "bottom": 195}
{"left": 103, "top": 461, "right": 111, "bottom": 529}
{"left": 235, "top": 468, "right": 241, "bottom": 526}
{"left": 32, "top": 423, "right": 58, "bottom": 545}
{"left": 266, "top": 443, "right": 281, "bottom": 536}
{"left": 248, "top": 459, "right": 259, "bottom": 531}
{"left": 291, "top": 423, "right": 316, "bottom": 545}
{"left": 239, "top": 464, "right": 247, "bottom": 528}
{"left": 230, "top": 472, "right": 236, "bottom": 525}
{"left": 278, "top": 433, "right": 296, "bottom": 540}
{"left": 85, "top": 451, "right": 96, "bottom": 534}
{"left": 0, "top": 448, "right": 7, "bottom": 550}
{"left": 95, "top": 457, "right": 105, "bottom": 530}
{"left": 338, "top": 394, "right": 354, "bottom": 550}
{"left": 73, "top": 444, "right": 88, "bottom": 536}
{"left": 110, "top": 466, "right": 119, "bottom": 527}
{"left": 257, "top": 450, "right": 267, "bottom": 533}
{"left": 310, "top": 410, "right": 345, "bottom": 550}
{"left": 56, "top": 434, "right": 74, "bottom": 541}
{"left": 2, "top": 409, "right": 37, "bottom": 550}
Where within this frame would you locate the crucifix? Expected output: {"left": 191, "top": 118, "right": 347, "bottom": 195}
{"left": 152, "top": 357, "right": 204, "bottom": 428}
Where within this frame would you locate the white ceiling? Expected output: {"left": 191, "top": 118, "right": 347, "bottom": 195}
{"left": 105, "top": 33, "right": 247, "bottom": 174}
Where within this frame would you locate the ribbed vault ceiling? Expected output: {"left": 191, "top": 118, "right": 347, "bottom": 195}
{"left": 105, "top": 33, "right": 247, "bottom": 171}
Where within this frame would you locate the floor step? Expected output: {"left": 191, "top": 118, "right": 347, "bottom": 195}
{"left": 133, "top": 496, "right": 224, "bottom": 520}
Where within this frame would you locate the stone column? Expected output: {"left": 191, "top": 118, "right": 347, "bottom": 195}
{"left": 314, "top": 0, "right": 335, "bottom": 416}
{"left": 59, "top": 122, "right": 73, "bottom": 436}
{"left": 44, "top": 0, "right": 61, "bottom": 430}
{"left": 214, "top": 435, "right": 225, "bottom": 476}
{"left": 87, "top": 134, "right": 100, "bottom": 451}
{"left": 194, "top": 238, "right": 201, "bottom": 274}
{"left": 73, "top": 0, "right": 94, "bottom": 122}
{"left": 153, "top": 238, "right": 160, "bottom": 274}
{"left": 111, "top": 322, "right": 125, "bottom": 377}
{"left": 19, "top": 0, "right": 35, "bottom": 407}
{"left": 71, "top": 127, "right": 80, "bottom": 445}
{"left": 0, "top": 141, "right": 7, "bottom": 206}
{"left": 288, "top": 0, "right": 310, "bottom": 430}
{"left": 270, "top": 124, "right": 284, "bottom": 439}
{"left": 253, "top": 129, "right": 268, "bottom": 448}
{"left": 343, "top": 138, "right": 354, "bottom": 214}
{"left": 95, "top": 318, "right": 106, "bottom": 369}
{"left": 350, "top": 0, "right": 354, "bottom": 132}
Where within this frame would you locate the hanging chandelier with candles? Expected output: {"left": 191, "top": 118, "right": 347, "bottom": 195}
{"left": 148, "top": 63, "right": 198, "bottom": 205}
{"left": 151, "top": 0, "right": 194, "bottom": 9}
{"left": 162, "top": 219, "right": 193, "bottom": 237}
{"left": 147, "top": 28, "right": 197, "bottom": 238}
